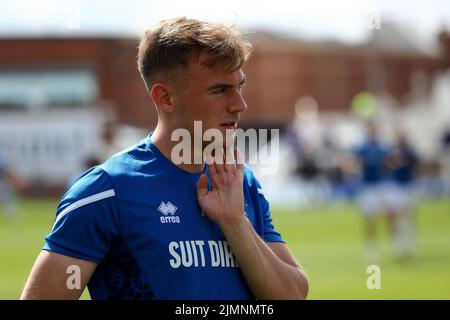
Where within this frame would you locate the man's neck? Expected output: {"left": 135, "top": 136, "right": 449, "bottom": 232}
{"left": 151, "top": 125, "right": 205, "bottom": 174}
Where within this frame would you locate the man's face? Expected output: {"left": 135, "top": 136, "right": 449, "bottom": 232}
{"left": 172, "top": 53, "right": 248, "bottom": 141}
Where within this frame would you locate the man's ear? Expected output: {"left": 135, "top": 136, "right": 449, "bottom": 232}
{"left": 150, "top": 83, "right": 175, "bottom": 113}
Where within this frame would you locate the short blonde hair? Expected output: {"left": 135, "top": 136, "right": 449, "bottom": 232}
{"left": 137, "top": 17, "right": 252, "bottom": 90}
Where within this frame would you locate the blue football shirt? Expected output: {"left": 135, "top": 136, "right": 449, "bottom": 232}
{"left": 387, "top": 143, "right": 418, "bottom": 185}
{"left": 354, "top": 139, "right": 389, "bottom": 185}
{"left": 43, "top": 133, "right": 284, "bottom": 300}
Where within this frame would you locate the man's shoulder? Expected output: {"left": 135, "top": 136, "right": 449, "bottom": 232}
{"left": 62, "top": 166, "right": 114, "bottom": 205}
{"left": 99, "top": 136, "right": 156, "bottom": 177}
{"left": 66, "top": 137, "right": 154, "bottom": 197}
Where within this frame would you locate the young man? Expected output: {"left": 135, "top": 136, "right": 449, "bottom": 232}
{"left": 21, "top": 17, "right": 308, "bottom": 300}
{"left": 353, "top": 121, "right": 389, "bottom": 264}
{"left": 0, "top": 148, "right": 21, "bottom": 218}
{"left": 384, "top": 131, "right": 419, "bottom": 261}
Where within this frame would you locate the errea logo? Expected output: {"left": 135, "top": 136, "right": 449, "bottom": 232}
{"left": 158, "top": 201, "right": 177, "bottom": 215}
{"left": 158, "top": 201, "right": 180, "bottom": 224}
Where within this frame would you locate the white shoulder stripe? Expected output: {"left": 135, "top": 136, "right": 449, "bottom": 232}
{"left": 52, "top": 189, "right": 116, "bottom": 229}
{"left": 257, "top": 188, "right": 264, "bottom": 195}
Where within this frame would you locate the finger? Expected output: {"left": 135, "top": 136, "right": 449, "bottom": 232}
{"left": 224, "top": 146, "right": 236, "bottom": 173}
{"left": 213, "top": 148, "right": 225, "bottom": 174}
{"left": 205, "top": 153, "right": 218, "bottom": 177}
{"left": 196, "top": 173, "right": 209, "bottom": 198}
{"left": 235, "top": 148, "right": 244, "bottom": 176}
{"left": 206, "top": 152, "right": 223, "bottom": 188}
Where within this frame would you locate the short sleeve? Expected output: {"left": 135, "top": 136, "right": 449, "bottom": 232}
{"left": 245, "top": 166, "right": 284, "bottom": 243}
{"left": 43, "top": 167, "right": 120, "bottom": 263}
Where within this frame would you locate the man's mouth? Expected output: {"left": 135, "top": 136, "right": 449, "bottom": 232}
{"left": 220, "top": 121, "right": 237, "bottom": 130}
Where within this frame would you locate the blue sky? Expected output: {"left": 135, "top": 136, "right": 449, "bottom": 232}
{"left": 0, "top": 0, "right": 449, "bottom": 43}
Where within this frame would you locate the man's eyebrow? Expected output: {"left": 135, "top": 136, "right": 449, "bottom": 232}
{"left": 207, "top": 76, "right": 246, "bottom": 92}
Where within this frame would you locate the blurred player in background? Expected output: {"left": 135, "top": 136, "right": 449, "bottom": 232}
{"left": 385, "top": 130, "right": 419, "bottom": 261}
{"left": 440, "top": 126, "right": 450, "bottom": 196}
{"left": 353, "top": 121, "right": 389, "bottom": 264}
{"left": 0, "top": 148, "right": 25, "bottom": 219}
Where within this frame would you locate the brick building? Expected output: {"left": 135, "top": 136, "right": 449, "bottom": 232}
{"left": 0, "top": 27, "right": 449, "bottom": 189}
{"left": 1, "top": 27, "right": 448, "bottom": 129}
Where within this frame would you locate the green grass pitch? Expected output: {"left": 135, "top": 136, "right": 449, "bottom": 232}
{"left": 1, "top": 197, "right": 449, "bottom": 299}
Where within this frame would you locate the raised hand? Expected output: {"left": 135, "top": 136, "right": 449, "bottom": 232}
{"left": 196, "top": 148, "right": 245, "bottom": 227}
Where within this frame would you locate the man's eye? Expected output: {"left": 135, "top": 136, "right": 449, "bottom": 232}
{"left": 213, "top": 87, "right": 227, "bottom": 94}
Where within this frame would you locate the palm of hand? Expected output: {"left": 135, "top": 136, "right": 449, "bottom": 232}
{"left": 196, "top": 150, "right": 245, "bottom": 226}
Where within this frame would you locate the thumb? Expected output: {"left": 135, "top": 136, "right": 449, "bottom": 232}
{"left": 196, "top": 173, "right": 209, "bottom": 198}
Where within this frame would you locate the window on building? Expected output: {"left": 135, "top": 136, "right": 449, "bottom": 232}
{"left": 0, "top": 69, "right": 99, "bottom": 110}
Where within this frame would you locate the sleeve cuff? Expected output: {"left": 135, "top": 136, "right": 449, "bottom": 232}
{"left": 43, "top": 239, "right": 102, "bottom": 264}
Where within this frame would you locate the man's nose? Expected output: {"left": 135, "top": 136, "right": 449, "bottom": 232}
{"left": 228, "top": 89, "right": 248, "bottom": 113}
